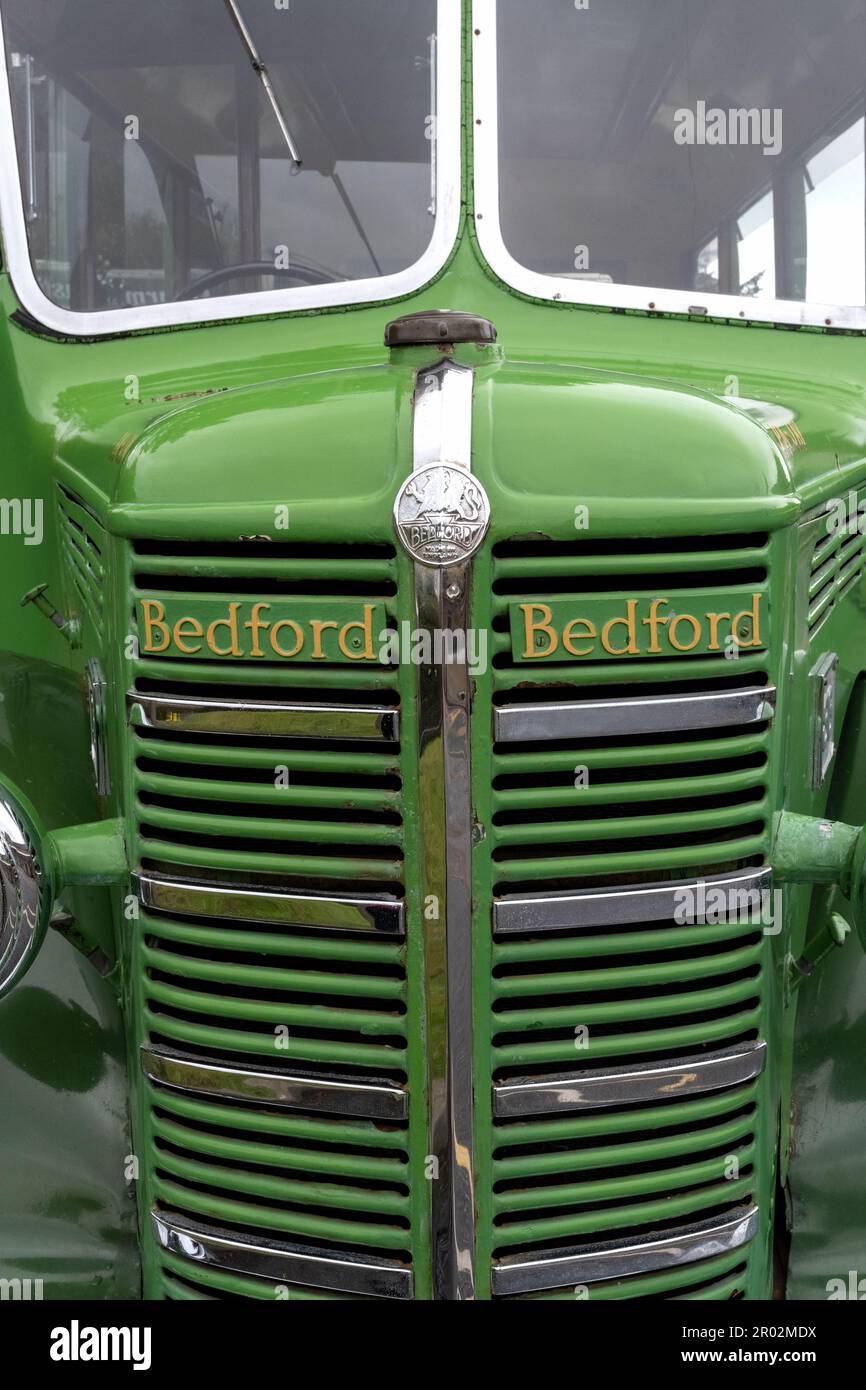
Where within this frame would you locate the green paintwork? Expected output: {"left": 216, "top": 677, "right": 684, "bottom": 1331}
{"left": 1, "top": 3, "right": 866, "bottom": 1300}
{"left": 48, "top": 819, "right": 128, "bottom": 886}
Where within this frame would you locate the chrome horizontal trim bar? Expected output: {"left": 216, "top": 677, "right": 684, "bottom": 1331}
{"left": 128, "top": 692, "right": 399, "bottom": 742}
{"left": 493, "top": 1041, "right": 767, "bottom": 1118}
{"left": 491, "top": 1205, "right": 759, "bottom": 1296}
{"left": 141, "top": 1045, "right": 408, "bottom": 1121}
{"left": 153, "top": 1212, "right": 413, "bottom": 1299}
{"left": 494, "top": 868, "right": 773, "bottom": 936}
{"left": 135, "top": 873, "right": 405, "bottom": 937}
{"left": 494, "top": 685, "right": 776, "bottom": 743}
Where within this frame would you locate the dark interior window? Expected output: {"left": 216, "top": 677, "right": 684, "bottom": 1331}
{"left": 496, "top": 0, "right": 866, "bottom": 308}
{"left": 2, "top": 0, "right": 438, "bottom": 311}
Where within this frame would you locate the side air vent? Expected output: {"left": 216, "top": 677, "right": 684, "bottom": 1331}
{"left": 57, "top": 485, "right": 106, "bottom": 638}
{"left": 808, "top": 506, "right": 866, "bottom": 638}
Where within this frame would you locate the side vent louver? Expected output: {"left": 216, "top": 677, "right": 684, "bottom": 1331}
{"left": 57, "top": 485, "right": 106, "bottom": 638}
{"left": 808, "top": 500, "right": 866, "bottom": 638}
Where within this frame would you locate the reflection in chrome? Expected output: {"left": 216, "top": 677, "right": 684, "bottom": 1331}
{"left": 494, "top": 868, "right": 774, "bottom": 936}
{"left": 494, "top": 685, "right": 777, "bottom": 743}
{"left": 141, "top": 1044, "right": 408, "bottom": 1121}
{"left": 128, "top": 692, "right": 399, "bottom": 742}
{"left": 153, "top": 1212, "right": 413, "bottom": 1299}
{"left": 135, "top": 873, "right": 405, "bottom": 936}
{"left": 410, "top": 357, "right": 477, "bottom": 1300}
{"left": 0, "top": 796, "right": 42, "bottom": 995}
{"left": 491, "top": 1205, "right": 759, "bottom": 1296}
{"left": 85, "top": 658, "right": 110, "bottom": 796}
{"left": 493, "top": 1041, "right": 767, "bottom": 1119}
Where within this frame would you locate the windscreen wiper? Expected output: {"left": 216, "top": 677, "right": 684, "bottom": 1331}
{"left": 222, "top": 0, "right": 383, "bottom": 277}
{"left": 223, "top": 0, "right": 303, "bottom": 169}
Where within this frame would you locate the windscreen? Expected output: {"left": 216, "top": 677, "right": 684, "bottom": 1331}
{"left": 495, "top": 0, "right": 866, "bottom": 311}
{"left": 0, "top": 0, "right": 439, "bottom": 312}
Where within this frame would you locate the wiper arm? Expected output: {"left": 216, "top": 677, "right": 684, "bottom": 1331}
{"left": 222, "top": 0, "right": 303, "bottom": 169}
{"left": 222, "top": 0, "right": 383, "bottom": 278}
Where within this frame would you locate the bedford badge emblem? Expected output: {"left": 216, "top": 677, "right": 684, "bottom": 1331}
{"left": 394, "top": 463, "right": 491, "bottom": 567}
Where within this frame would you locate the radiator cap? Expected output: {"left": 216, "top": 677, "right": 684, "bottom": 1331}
{"left": 384, "top": 310, "right": 497, "bottom": 348}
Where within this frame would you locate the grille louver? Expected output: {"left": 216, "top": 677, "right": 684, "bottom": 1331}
{"left": 475, "top": 533, "right": 774, "bottom": 1298}
{"left": 127, "top": 540, "right": 416, "bottom": 1300}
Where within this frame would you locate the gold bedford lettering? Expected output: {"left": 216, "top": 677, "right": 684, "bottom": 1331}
{"left": 138, "top": 599, "right": 378, "bottom": 662}
{"left": 518, "top": 594, "right": 764, "bottom": 661}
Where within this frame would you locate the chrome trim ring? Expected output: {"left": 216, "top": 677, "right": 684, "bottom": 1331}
{"left": 493, "top": 1041, "right": 767, "bottom": 1119}
{"left": 153, "top": 1212, "right": 413, "bottom": 1299}
{"left": 136, "top": 873, "right": 405, "bottom": 936}
{"left": 494, "top": 868, "right": 773, "bottom": 936}
{"left": 142, "top": 1044, "right": 408, "bottom": 1121}
{"left": 491, "top": 1205, "right": 759, "bottom": 1296}
{"left": 0, "top": 799, "right": 43, "bottom": 995}
{"left": 128, "top": 693, "right": 399, "bottom": 742}
{"left": 494, "top": 685, "right": 777, "bottom": 743}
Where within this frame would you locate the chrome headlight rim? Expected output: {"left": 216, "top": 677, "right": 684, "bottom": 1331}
{"left": 0, "top": 792, "right": 48, "bottom": 996}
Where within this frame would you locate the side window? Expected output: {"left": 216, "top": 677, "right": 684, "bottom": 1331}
{"left": 804, "top": 119, "right": 865, "bottom": 306}
{"left": 735, "top": 193, "right": 775, "bottom": 300}
{"left": 695, "top": 119, "right": 865, "bottom": 306}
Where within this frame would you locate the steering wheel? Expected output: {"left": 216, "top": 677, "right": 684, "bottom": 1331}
{"left": 174, "top": 259, "right": 340, "bottom": 301}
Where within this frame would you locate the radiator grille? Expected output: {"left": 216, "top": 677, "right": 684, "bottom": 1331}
{"left": 125, "top": 526, "right": 775, "bottom": 1299}
{"left": 126, "top": 540, "right": 417, "bottom": 1299}
{"left": 477, "top": 533, "right": 773, "bottom": 1298}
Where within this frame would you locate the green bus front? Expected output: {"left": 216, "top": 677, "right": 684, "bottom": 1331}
{"left": 1, "top": 0, "right": 866, "bottom": 1302}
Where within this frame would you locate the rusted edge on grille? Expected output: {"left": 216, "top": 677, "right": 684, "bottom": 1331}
{"left": 491, "top": 1205, "right": 759, "bottom": 1296}
{"left": 494, "top": 867, "right": 773, "bottom": 936}
{"left": 142, "top": 1044, "right": 408, "bottom": 1121}
{"left": 135, "top": 872, "right": 405, "bottom": 936}
{"left": 494, "top": 685, "right": 776, "bottom": 743}
{"left": 493, "top": 1040, "right": 767, "bottom": 1118}
{"left": 153, "top": 1211, "right": 413, "bottom": 1299}
{"left": 127, "top": 692, "right": 399, "bottom": 742}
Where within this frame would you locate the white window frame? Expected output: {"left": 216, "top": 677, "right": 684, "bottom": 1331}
{"left": 0, "top": 0, "right": 462, "bottom": 337}
{"left": 471, "top": 0, "right": 866, "bottom": 331}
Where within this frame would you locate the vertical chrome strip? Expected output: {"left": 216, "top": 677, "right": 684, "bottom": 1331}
{"left": 413, "top": 358, "right": 475, "bottom": 469}
{"left": 412, "top": 359, "right": 476, "bottom": 1299}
